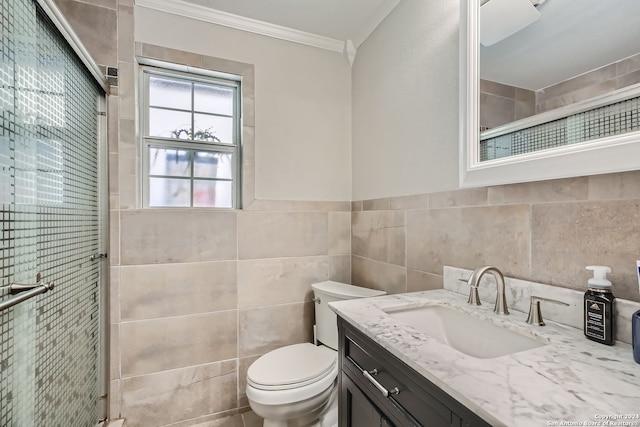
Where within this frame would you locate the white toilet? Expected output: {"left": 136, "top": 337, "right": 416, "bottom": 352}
{"left": 246, "top": 280, "right": 386, "bottom": 427}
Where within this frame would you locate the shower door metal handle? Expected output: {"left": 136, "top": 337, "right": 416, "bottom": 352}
{"left": 0, "top": 274, "right": 55, "bottom": 312}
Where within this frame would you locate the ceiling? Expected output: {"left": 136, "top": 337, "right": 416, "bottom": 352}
{"left": 481, "top": 0, "right": 640, "bottom": 90}
{"left": 180, "top": 0, "right": 400, "bottom": 48}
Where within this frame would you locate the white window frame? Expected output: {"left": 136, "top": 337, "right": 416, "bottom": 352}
{"left": 460, "top": 0, "right": 640, "bottom": 188}
{"left": 139, "top": 65, "right": 241, "bottom": 208}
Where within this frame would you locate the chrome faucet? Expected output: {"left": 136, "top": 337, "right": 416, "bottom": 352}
{"left": 466, "top": 266, "right": 509, "bottom": 315}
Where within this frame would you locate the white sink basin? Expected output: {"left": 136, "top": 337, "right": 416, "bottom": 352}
{"left": 383, "top": 305, "right": 546, "bottom": 359}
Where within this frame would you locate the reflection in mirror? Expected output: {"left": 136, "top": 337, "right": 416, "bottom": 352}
{"left": 478, "top": 0, "right": 640, "bottom": 161}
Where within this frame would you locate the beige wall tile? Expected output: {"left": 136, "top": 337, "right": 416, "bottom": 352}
{"left": 120, "top": 210, "right": 237, "bottom": 265}
{"left": 238, "top": 212, "right": 327, "bottom": 259}
{"left": 362, "top": 198, "right": 390, "bottom": 211}
{"left": 241, "top": 163, "right": 256, "bottom": 208}
{"left": 238, "top": 356, "right": 260, "bottom": 408}
{"left": 329, "top": 211, "right": 351, "bottom": 255}
{"left": 119, "top": 118, "right": 135, "bottom": 146}
{"left": 109, "top": 266, "right": 120, "bottom": 322}
{"left": 429, "top": 187, "right": 488, "bottom": 208}
{"left": 53, "top": 0, "right": 117, "bottom": 66}
{"left": 109, "top": 212, "right": 120, "bottom": 266}
{"left": 588, "top": 171, "right": 640, "bottom": 200}
{"left": 109, "top": 379, "right": 121, "bottom": 419}
{"left": 480, "top": 92, "right": 515, "bottom": 129}
{"left": 538, "top": 63, "right": 617, "bottom": 103}
{"left": 120, "top": 311, "right": 237, "bottom": 377}
{"left": 237, "top": 256, "right": 328, "bottom": 308}
{"left": 407, "top": 269, "right": 443, "bottom": 293}
{"left": 351, "top": 201, "right": 363, "bottom": 211}
{"left": 480, "top": 79, "right": 516, "bottom": 98}
{"left": 352, "top": 210, "right": 405, "bottom": 266}
{"left": 117, "top": 61, "right": 135, "bottom": 120}
{"left": 388, "top": 194, "right": 429, "bottom": 210}
{"left": 238, "top": 302, "right": 313, "bottom": 357}
{"left": 329, "top": 255, "right": 351, "bottom": 283}
{"left": 537, "top": 79, "right": 617, "bottom": 112}
{"left": 488, "top": 177, "right": 588, "bottom": 205}
{"left": 121, "top": 360, "right": 237, "bottom": 427}
{"left": 531, "top": 200, "right": 640, "bottom": 301}
{"left": 406, "top": 205, "right": 530, "bottom": 278}
{"left": 108, "top": 96, "right": 119, "bottom": 153}
{"left": 110, "top": 323, "right": 120, "bottom": 381}
{"left": 120, "top": 261, "right": 237, "bottom": 320}
{"left": 351, "top": 255, "right": 406, "bottom": 295}
{"left": 118, "top": 174, "right": 136, "bottom": 210}
{"left": 617, "top": 69, "right": 640, "bottom": 89}
{"left": 242, "top": 126, "right": 255, "bottom": 165}
{"left": 141, "top": 43, "right": 203, "bottom": 68}
{"left": 617, "top": 53, "right": 640, "bottom": 75}
{"left": 117, "top": 5, "right": 134, "bottom": 62}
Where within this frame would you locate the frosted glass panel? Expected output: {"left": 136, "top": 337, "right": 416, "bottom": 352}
{"left": 194, "top": 151, "right": 232, "bottom": 179}
{"left": 194, "top": 83, "right": 233, "bottom": 116}
{"left": 149, "top": 75, "right": 191, "bottom": 110}
{"left": 149, "top": 178, "right": 191, "bottom": 207}
{"left": 194, "top": 114, "right": 233, "bottom": 143}
{"left": 194, "top": 180, "right": 232, "bottom": 208}
{"left": 149, "top": 147, "right": 191, "bottom": 177}
{"left": 148, "top": 108, "right": 192, "bottom": 139}
{"left": 0, "top": 1, "right": 104, "bottom": 426}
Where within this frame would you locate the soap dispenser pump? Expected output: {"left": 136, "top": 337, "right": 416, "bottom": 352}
{"left": 584, "top": 266, "right": 615, "bottom": 345}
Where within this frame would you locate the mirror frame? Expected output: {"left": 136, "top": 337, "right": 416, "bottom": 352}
{"left": 459, "top": 0, "right": 640, "bottom": 188}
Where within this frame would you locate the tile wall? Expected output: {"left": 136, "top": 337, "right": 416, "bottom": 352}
{"left": 480, "top": 79, "right": 536, "bottom": 129}
{"left": 537, "top": 52, "right": 640, "bottom": 113}
{"left": 351, "top": 171, "right": 640, "bottom": 304}
{"left": 480, "top": 52, "right": 640, "bottom": 129}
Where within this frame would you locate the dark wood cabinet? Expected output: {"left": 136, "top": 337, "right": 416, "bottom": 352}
{"left": 338, "top": 317, "right": 492, "bottom": 427}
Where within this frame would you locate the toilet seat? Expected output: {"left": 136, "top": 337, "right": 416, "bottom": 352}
{"left": 246, "top": 343, "right": 339, "bottom": 406}
{"left": 247, "top": 343, "right": 337, "bottom": 391}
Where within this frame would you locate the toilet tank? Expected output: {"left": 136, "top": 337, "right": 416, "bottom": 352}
{"left": 311, "top": 281, "right": 386, "bottom": 350}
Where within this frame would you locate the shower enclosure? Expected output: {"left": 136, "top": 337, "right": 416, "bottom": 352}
{"left": 0, "top": 0, "right": 108, "bottom": 425}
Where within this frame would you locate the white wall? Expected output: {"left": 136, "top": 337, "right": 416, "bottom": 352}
{"left": 351, "top": 0, "right": 461, "bottom": 200}
{"left": 135, "top": 7, "right": 352, "bottom": 201}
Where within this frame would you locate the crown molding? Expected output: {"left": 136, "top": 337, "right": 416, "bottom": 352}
{"left": 136, "top": 0, "right": 345, "bottom": 53}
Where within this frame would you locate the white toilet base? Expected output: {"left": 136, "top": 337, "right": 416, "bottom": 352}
{"left": 256, "top": 383, "right": 337, "bottom": 427}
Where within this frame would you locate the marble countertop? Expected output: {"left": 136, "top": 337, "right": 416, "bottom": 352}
{"left": 330, "top": 289, "right": 640, "bottom": 427}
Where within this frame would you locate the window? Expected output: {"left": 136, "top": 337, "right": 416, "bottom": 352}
{"left": 141, "top": 67, "right": 241, "bottom": 208}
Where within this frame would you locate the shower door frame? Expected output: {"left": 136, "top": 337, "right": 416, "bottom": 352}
{"left": 0, "top": 0, "right": 109, "bottom": 420}
{"left": 32, "top": 0, "right": 109, "bottom": 423}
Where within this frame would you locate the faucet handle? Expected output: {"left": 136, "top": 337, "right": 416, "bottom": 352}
{"left": 526, "top": 296, "right": 570, "bottom": 326}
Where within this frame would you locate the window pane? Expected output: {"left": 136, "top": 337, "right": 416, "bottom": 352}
{"left": 149, "top": 177, "right": 191, "bottom": 207}
{"left": 194, "top": 114, "right": 233, "bottom": 143}
{"left": 149, "top": 108, "right": 192, "bottom": 139}
{"left": 194, "top": 83, "right": 234, "bottom": 116}
{"left": 149, "top": 76, "right": 192, "bottom": 110}
{"left": 149, "top": 147, "right": 191, "bottom": 177}
{"left": 194, "top": 180, "right": 232, "bottom": 208}
{"left": 194, "top": 151, "right": 233, "bottom": 179}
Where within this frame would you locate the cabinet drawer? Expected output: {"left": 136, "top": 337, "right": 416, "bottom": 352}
{"left": 343, "top": 330, "right": 451, "bottom": 426}
{"left": 339, "top": 320, "right": 493, "bottom": 427}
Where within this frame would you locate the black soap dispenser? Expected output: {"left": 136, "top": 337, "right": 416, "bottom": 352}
{"left": 584, "top": 266, "right": 615, "bottom": 345}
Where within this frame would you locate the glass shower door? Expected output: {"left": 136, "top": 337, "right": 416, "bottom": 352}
{"left": 0, "top": 0, "right": 106, "bottom": 425}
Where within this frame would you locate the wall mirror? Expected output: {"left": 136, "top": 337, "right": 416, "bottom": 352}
{"left": 460, "top": 0, "right": 640, "bottom": 188}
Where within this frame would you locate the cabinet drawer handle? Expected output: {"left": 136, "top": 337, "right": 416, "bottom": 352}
{"left": 362, "top": 369, "right": 400, "bottom": 397}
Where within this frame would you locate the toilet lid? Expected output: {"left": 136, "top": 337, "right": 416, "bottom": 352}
{"left": 247, "top": 343, "right": 337, "bottom": 390}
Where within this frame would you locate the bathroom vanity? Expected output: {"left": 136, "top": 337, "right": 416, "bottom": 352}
{"left": 331, "top": 267, "right": 640, "bottom": 427}
{"left": 339, "top": 318, "right": 490, "bottom": 427}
